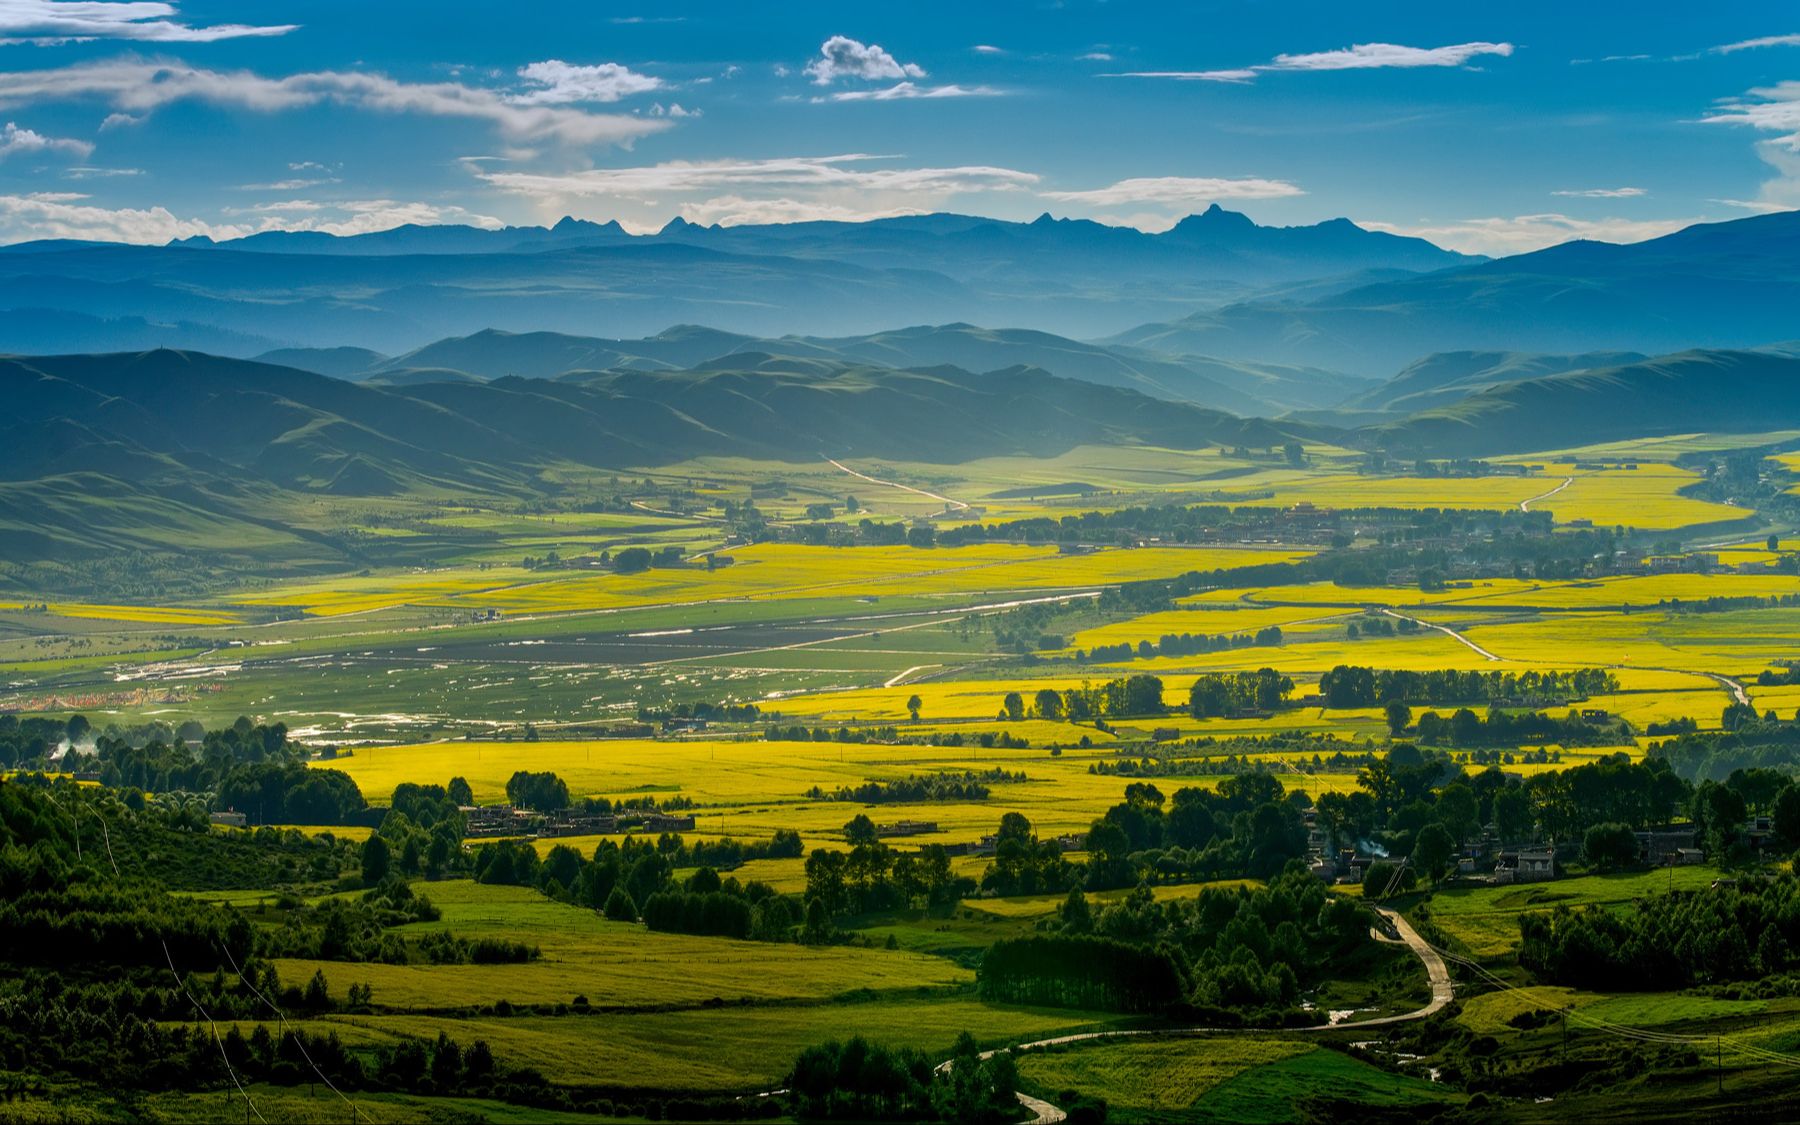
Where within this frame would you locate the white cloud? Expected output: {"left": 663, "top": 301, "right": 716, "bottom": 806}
{"left": 1712, "top": 33, "right": 1800, "bottom": 54}
{"left": 473, "top": 153, "right": 1038, "bottom": 230}
{"left": 1111, "top": 41, "right": 1513, "bottom": 83}
{"left": 475, "top": 154, "right": 1039, "bottom": 199}
{"left": 0, "top": 119, "right": 90, "bottom": 158}
{"left": 1550, "top": 187, "right": 1647, "bottom": 198}
{"left": 1704, "top": 81, "right": 1800, "bottom": 149}
{"left": 0, "top": 0, "right": 295, "bottom": 44}
{"left": 234, "top": 176, "right": 338, "bottom": 190}
{"left": 0, "top": 57, "right": 672, "bottom": 146}
{"left": 648, "top": 102, "right": 698, "bottom": 117}
{"left": 677, "top": 195, "right": 930, "bottom": 227}
{"left": 822, "top": 81, "right": 1000, "bottom": 102}
{"left": 63, "top": 163, "right": 138, "bottom": 177}
{"left": 804, "top": 35, "right": 925, "bottom": 85}
{"left": 1701, "top": 84, "right": 1800, "bottom": 211}
{"left": 1079, "top": 52, "right": 1113, "bottom": 62}
{"left": 0, "top": 191, "right": 242, "bottom": 242}
{"left": 1361, "top": 212, "right": 1693, "bottom": 256}
{"left": 0, "top": 190, "right": 510, "bottom": 245}
{"left": 972, "top": 44, "right": 1003, "bottom": 55}
{"left": 512, "top": 60, "right": 663, "bottom": 105}
{"left": 1041, "top": 175, "right": 1304, "bottom": 205}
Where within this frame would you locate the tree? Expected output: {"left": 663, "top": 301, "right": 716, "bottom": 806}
{"left": 447, "top": 776, "right": 474, "bottom": 806}
{"left": 1283, "top": 441, "right": 1306, "bottom": 467}
{"left": 1770, "top": 533, "right": 1782, "bottom": 551}
{"left": 1001, "top": 692, "right": 1025, "bottom": 722}
{"left": 1034, "top": 688, "right": 1063, "bottom": 721}
{"left": 603, "top": 887, "right": 637, "bottom": 922}
{"left": 843, "top": 813, "right": 878, "bottom": 846}
{"left": 1493, "top": 785, "right": 1533, "bottom": 843}
{"left": 1582, "top": 822, "right": 1639, "bottom": 872}
{"left": 1385, "top": 701, "right": 1412, "bottom": 737}
{"left": 360, "top": 834, "right": 390, "bottom": 885}
{"left": 1363, "top": 860, "right": 1416, "bottom": 899}
{"left": 1411, "top": 823, "right": 1456, "bottom": 887}
{"left": 1774, "top": 784, "right": 1800, "bottom": 850}
{"left": 1059, "top": 887, "right": 1093, "bottom": 934}
{"left": 612, "top": 547, "right": 653, "bottom": 573}
{"left": 906, "top": 694, "right": 923, "bottom": 722}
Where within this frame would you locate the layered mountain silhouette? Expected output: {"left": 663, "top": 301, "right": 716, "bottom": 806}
{"left": 0, "top": 208, "right": 1476, "bottom": 353}
{"left": 1110, "top": 210, "right": 1800, "bottom": 375}
{"left": 259, "top": 323, "right": 1370, "bottom": 416}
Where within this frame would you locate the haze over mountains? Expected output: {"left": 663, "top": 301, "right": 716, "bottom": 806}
{"left": 6, "top": 203, "right": 1800, "bottom": 564}
{"left": 0, "top": 207, "right": 1473, "bottom": 354}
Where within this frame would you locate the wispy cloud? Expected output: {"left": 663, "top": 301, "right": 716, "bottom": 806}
{"left": 1362, "top": 212, "right": 1691, "bottom": 256}
{"left": 475, "top": 154, "right": 1038, "bottom": 199}
{"left": 972, "top": 45, "right": 1004, "bottom": 55}
{"left": 0, "top": 0, "right": 295, "bottom": 45}
{"left": 804, "top": 35, "right": 925, "bottom": 85}
{"left": 1704, "top": 80, "right": 1800, "bottom": 148}
{"left": 0, "top": 119, "right": 90, "bottom": 158}
{"left": 1551, "top": 187, "right": 1647, "bottom": 198}
{"left": 1041, "top": 175, "right": 1304, "bottom": 205}
{"left": 512, "top": 60, "right": 664, "bottom": 105}
{"left": 822, "top": 81, "right": 1000, "bottom": 102}
{"left": 1712, "top": 33, "right": 1800, "bottom": 54}
{"left": 1110, "top": 41, "right": 1514, "bottom": 83}
{"left": 0, "top": 58, "right": 672, "bottom": 146}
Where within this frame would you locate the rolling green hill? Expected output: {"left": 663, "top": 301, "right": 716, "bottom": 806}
{"left": 1367, "top": 349, "right": 1800, "bottom": 455}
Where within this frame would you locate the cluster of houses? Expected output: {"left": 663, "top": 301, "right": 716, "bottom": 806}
{"left": 462, "top": 804, "right": 696, "bottom": 840}
{"left": 1297, "top": 809, "right": 1777, "bottom": 887}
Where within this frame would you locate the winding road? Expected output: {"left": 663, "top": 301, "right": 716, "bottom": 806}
{"left": 1380, "top": 609, "right": 1501, "bottom": 662}
{"left": 824, "top": 457, "right": 971, "bottom": 512}
{"left": 1519, "top": 477, "right": 1573, "bottom": 512}
{"left": 949, "top": 906, "right": 1453, "bottom": 1123}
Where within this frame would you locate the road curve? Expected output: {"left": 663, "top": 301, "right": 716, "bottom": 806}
{"left": 950, "top": 906, "right": 1452, "bottom": 1120}
{"left": 1380, "top": 609, "right": 1501, "bottom": 662}
{"left": 1519, "top": 477, "right": 1573, "bottom": 512}
{"left": 824, "top": 457, "right": 971, "bottom": 511}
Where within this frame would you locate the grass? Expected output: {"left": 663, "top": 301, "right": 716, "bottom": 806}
{"left": 1427, "top": 866, "right": 1725, "bottom": 957}
{"left": 1016, "top": 1036, "right": 1313, "bottom": 1112}
{"left": 332, "top": 999, "right": 1120, "bottom": 1092}
{"left": 274, "top": 881, "right": 972, "bottom": 1011}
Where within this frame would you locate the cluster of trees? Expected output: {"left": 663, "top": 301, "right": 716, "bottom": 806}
{"left": 637, "top": 700, "right": 764, "bottom": 723}
{"left": 472, "top": 830, "right": 808, "bottom": 941}
{"left": 1409, "top": 706, "right": 1625, "bottom": 749}
{"left": 786, "top": 1034, "right": 1019, "bottom": 1123}
{"left": 985, "top": 865, "right": 1372, "bottom": 1020}
{"left": 807, "top": 769, "right": 1023, "bottom": 804}
{"left": 1317, "top": 666, "right": 1617, "bottom": 709}
{"left": 1520, "top": 873, "right": 1800, "bottom": 991}
{"left": 1188, "top": 669, "right": 1295, "bottom": 718}
{"left": 804, "top": 841, "right": 975, "bottom": 927}
{"left": 504, "top": 770, "right": 571, "bottom": 811}
{"left": 1652, "top": 717, "right": 1800, "bottom": 782}
{"left": 639, "top": 864, "right": 799, "bottom": 941}
{"left": 766, "top": 724, "right": 903, "bottom": 744}
{"left": 1073, "top": 626, "right": 1282, "bottom": 665}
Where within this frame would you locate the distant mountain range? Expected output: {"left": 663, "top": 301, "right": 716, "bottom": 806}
{"left": 0, "top": 207, "right": 1477, "bottom": 353}
{"left": 1109, "top": 209, "right": 1800, "bottom": 376}
{"left": 258, "top": 323, "right": 1371, "bottom": 416}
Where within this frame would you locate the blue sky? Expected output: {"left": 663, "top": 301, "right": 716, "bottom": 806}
{"left": 0, "top": 1, "right": 1796, "bottom": 254}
